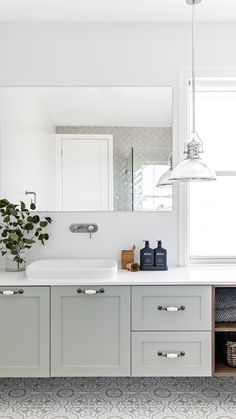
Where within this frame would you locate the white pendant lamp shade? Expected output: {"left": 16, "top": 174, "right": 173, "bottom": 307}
{"left": 170, "top": 158, "right": 216, "bottom": 182}
{"left": 170, "top": 0, "right": 216, "bottom": 182}
{"left": 156, "top": 153, "right": 173, "bottom": 187}
{"left": 170, "top": 132, "right": 216, "bottom": 182}
{"left": 157, "top": 168, "right": 173, "bottom": 187}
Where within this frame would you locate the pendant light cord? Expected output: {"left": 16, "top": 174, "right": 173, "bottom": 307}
{"left": 192, "top": 0, "right": 196, "bottom": 134}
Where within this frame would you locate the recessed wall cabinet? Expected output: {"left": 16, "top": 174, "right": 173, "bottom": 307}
{"left": 0, "top": 286, "right": 50, "bottom": 377}
{"left": 0, "top": 285, "right": 214, "bottom": 377}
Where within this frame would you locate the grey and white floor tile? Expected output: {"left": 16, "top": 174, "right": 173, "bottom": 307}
{"left": 0, "top": 377, "right": 236, "bottom": 419}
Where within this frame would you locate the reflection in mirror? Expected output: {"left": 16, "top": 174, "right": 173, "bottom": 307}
{"left": 0, "top": 87, "right": 172, "bottom": 211}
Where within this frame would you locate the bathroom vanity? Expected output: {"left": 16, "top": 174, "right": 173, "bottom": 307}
{"left": 0, "top": 266, "right": 236, "bottom": 378}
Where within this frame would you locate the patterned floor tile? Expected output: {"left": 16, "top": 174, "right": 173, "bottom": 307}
{"left": 0, "top": 378, "right": 236, "bottom": 418}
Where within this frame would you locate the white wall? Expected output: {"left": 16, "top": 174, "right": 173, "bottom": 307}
{"left": 0, "top": 88, "right": 56, "bottom": 209}
{"left": 0, "top": 22, "right": 235, "bottom": 266}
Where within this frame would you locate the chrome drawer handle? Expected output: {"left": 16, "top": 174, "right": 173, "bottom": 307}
{"left": 158, "top": 305, "right": 185, "bottom": 312}
{"left": 0, "top": 289, "right": 24, "bottom": 295}
{"left": 158, "top": 351, "right": 185, "bottom": 358}
{"left": 77, "top": 288, "right": 105, "bottom": 295}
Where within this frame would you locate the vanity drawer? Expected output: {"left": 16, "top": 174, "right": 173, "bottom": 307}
{"left": 132, "top": 286, "right": 211, "bottom": 331}
{"left": 132, "top": 331, "right": 212, "bottom": 376}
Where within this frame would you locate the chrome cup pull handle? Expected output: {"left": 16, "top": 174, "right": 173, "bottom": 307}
{"left": 158, "top": 305, "right": 185, "bottom": 312}
{"left": 0, "top": 289, "right": 24, "bottom": 295}
{"left": 77, "top": 288, "right": 105, "bottom": 295}
{"left": 158, "top": 351, "right": 185, "bottom": 358}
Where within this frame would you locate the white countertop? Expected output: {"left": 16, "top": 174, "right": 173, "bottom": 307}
{"left": 1, "top": 265, "right": 236, "bottom": 286}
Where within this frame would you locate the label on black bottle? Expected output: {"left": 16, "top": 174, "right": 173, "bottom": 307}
{"left": 155, "top": 250, "right": 166, "bottom": 267}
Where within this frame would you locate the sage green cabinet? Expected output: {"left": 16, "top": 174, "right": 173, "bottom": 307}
{"left": 51, "top": 286, "right": 130, "bottom": 376}
{"left": 0, "top": 286, "right": 50, "bottom": 377}
{"left": 0, "top": 283, "right": 213, "bottom": 378}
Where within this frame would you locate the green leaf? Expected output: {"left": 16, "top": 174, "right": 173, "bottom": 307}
{"left": 3, "top": 215, "right": 10, "bottom": 223}
{"left": 39, "top": 221, "right": 47, "bottom": 228}
{"left": 9, "top": 232, "right": 18, "bottom": 241}
{"left": 6, "top": 242, "right": 15, "bottom": 250}
{"left": 30, "top": 203, "right": 36, "bottom": 210}
{"left": 0, "top": 199, "right": 9, "bottom": 207}
{"left": 20, "top": 201, "right": 26, "bottom": 211}
{"left": 9, "top": 208, "right": 18, "bottom": 216}
{"left": 32, "top": 215, "right": 40, "bottom": 224}
{"left": 16, "top": 230, "right": 23, "bottom": 238}
{"left": 45, "top": 217, "right": 52, "bottom": 223}
{"left": 24, "top": 223, "right": 34, "bottom": 231}
{"left": 23, "top": 238, "right": 35, "bottom": 245}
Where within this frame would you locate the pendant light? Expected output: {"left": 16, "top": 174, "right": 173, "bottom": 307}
{"left": 170, "top": 0, "right": 216, "bottom": 182}
{"left": 156, "top": 153, "right": 173, "bottom": 187}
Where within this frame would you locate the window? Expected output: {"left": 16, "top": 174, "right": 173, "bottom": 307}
{"left": 188, "top": 80, "right": 236, "bottom": 261}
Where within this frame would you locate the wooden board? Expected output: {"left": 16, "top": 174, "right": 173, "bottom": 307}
{"left": 215, "top": 362, "right": 236, "bottom": 376}
{"left": 215, "top": 323, "right": 236, "bottom": 332}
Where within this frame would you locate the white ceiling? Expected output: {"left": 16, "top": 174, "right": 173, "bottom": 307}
{"left": 0, "top": 0, "right": 236, "bottom": 22}
{"left": 34, "top": 87, "right": 172, "bottom": 127}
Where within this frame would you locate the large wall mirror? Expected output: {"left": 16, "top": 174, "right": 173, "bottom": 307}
{"left": 0, "top": 86, "right": 173, "bottom": 212}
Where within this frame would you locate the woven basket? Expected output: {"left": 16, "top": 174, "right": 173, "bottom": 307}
{"left": 226, "top": 341, "right": 236, "bottom": 367}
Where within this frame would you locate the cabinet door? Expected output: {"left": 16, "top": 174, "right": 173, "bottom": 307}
{"left": 51, "top": 286, "right": 130, "bottom": 376}
{"left": 0, "top": 286, "right": 50, "bottom": 377}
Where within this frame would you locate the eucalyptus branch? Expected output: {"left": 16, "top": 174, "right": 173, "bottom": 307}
{"left": 0, "top": 199, "right": 52, "bottom": 268}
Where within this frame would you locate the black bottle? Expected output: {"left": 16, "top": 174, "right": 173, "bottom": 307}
{"left": 154, "top": 241, "right": 168, "bottom": 271}
{"left": 140, "top": 241, "right": 154, "bottom": 270}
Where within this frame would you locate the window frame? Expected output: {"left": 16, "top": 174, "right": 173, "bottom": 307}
{"left": 178, "top": 68, "right": 236, "bottom": 266}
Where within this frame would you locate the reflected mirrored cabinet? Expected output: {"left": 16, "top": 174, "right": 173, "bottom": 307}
{"left": 0, "top": 86, "right": 173, "bottom": 212}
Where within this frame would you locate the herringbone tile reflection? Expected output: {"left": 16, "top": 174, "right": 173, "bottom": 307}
{"left": 56, "top": 126, "right": 172, "bottom": 211}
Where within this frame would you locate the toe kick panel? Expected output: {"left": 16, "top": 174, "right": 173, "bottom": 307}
{"left": 132, "top": 331, "right": 212, "bottom": 376}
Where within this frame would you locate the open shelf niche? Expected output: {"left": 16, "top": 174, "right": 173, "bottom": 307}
{"left": 214, "top": 286, "right": 236, "bottom": 376}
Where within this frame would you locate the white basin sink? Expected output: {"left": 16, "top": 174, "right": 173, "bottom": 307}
{"left": 26, "top": 259, "right": 118, "bottom": 280}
